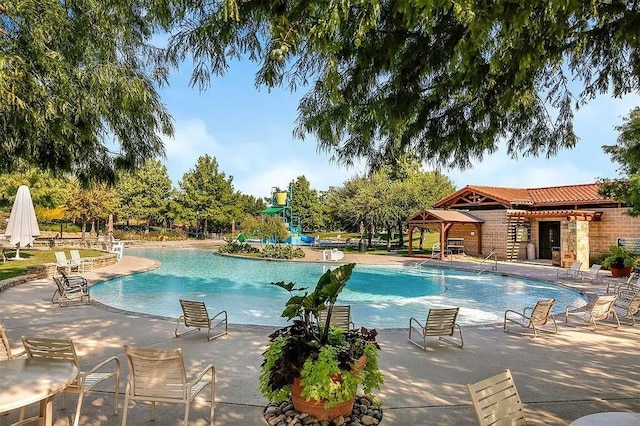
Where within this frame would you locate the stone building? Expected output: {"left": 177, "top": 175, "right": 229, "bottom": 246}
{"left": 407, "top": 183, "right": 640, "bottom": 266}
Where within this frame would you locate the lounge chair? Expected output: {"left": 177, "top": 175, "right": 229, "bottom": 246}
{"left": 467, "top": 369, "right": 526, "bottom": 426}
{"left": 606, "top": 274, "right": 640, "bottom": 295}
{"left": 174, "top": 299, "right": 228, "bottom": 341}
{"left": 579, "top": 264, "right": 602, "bottom": 283}
{"left": 565, "top": 295, "right": 620, "bottom": 331}
{"left": 59, "top": 270, "right": 89, "bottom": 289}
{"left": 70, "top": 249, "right": 93, "bottom": 272}
{"left": 556, "top": 261, "right": 582, "bottom": 280}
{"left": 51, "top": 275, "right": 90, "bottom": 306}
{"left": 613, "top": 287, "right": 640, "bottom": 325}
{"left": 408, "top": 307, "right": 464, "bottom": 349}
{"left": 55, "top": 251, "right": 79, "bottom": 274}
{"left": 21, "top": 336, "right": 120, "bottom": 426}
{"left": 317, "top": 305, "right": 354, "bottom": 330}
{"left": 430, "top": 242, "right": 451, "bottom": 260}
{"left": 121, "top": 345, "right": 215, "bottom": 425}
{"left": 503, "top": 298, "right": 558, "bottom": 337}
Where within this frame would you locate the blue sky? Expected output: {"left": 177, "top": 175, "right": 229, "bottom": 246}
{"left": 158, "top": 60, "right": 640, "bottom": 199}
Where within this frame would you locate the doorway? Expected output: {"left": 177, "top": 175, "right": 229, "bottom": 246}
{"left": 538, "top": 221, "right": 560, "bottom": 260}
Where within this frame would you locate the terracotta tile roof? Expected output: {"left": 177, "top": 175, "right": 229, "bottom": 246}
{"left": 434, "top": 183, "right": 617, "bottom": 209}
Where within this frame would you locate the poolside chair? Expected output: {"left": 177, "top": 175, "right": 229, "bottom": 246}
{"left": 59, "top": 270, "right": 89, "bottom": 289}
{"left": 21, "top": 336, "right": 120, "bottom": 426}
{"left": 467, "top": 369, "right": 527, "bottom": 426}
{"left": 556, "top": 261, "right": 582, "bottom": 280}
{"left": 612, "top": 287, "right": 640, "bottom": 325}
{"left": 0, "top": 327, "right": 35, "bottom": 426}
{"left": 430, "top": 242, "right": 442, "bottom": 259}
{"left": 70, "top": 249, "right": 93, "bottom": 272}
{"left": 0, "top": 324, "right": 25, "bottom": 360}
{"left": 409, "top": 307, "right": 464, "bottom": 349}
{"left": 55, "top": 251, "right": 79, "bottom": 274}
{"left": 51, "top": 275, "right": 90, "bottom": 306}
{"left": 317, "top": 305, "right": 354, "bottom": 330}
{"left": 174, "top": 299, "right": 228, "bottom": 341}
{"left": 565, "top": 295, "right": 620, "bottom": 331}
{"left": 121, "top": 345, "right": 215, "bottom": 425}
{"left": 606, "top": 273, "right": 640, "bottom": 295}
{"left": 503, "top": 298, "right": 558, "bottom": 337}
{"left": 579, "top": 264, "right": 602, "bottom": 283}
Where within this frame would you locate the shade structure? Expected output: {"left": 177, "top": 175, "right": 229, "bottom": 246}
{"left": 5, "top": 185, "right": 40, "bottom": 258}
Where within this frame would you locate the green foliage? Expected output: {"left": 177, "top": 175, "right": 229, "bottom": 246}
{"left": 259, "top": 263, "right": 383, "bottom": 408}
{"left": 600, "top": 108, "right": 640, "bottom": 216}
{"left": 324, "top": 165, "right": 455, "bottom": 247}
{"left": 0, "top": 0, "right": 173, "bottom": 182}
{"left": 64, "top": 180, "right": 119, "bottom": 237}
{"left": 260, "top": 244, "right": 305, "bottom": 259}
{"left": 178, "top": 155, "right": 239, "bottom": 232}
{"left": 241, "top": 215, "right": 289, "bottom": 243}
{"left": 290, "top": 176, "right": 326, "bottom": 232}
{"left": 218, "top": 240, "right": 259, "bottom": 254}
{"left": 602, "top": 245, "right": 639, "bottom": 269}
{"left": 116, "top": 160, "right": 173, "bottom": 230}
{"left": 165, "top": 0, "right": 639, "bottom": 174}
{"left": 0, "top": 168, "right": 69, "bottom": 211}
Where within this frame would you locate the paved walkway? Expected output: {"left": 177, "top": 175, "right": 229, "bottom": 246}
{"left": 2, "top": 246, "right": 640, "bottom": 425}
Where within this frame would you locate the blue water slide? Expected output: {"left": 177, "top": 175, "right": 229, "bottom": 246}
{"left": 300, "top": 234, "right": 315, "bottom": 244}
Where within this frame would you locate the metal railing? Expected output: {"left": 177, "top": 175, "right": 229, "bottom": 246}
{"left": 474, "top": 251, "right": 498, "bottom": 275}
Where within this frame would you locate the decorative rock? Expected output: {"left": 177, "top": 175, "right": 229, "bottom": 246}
{"left": 268, "top": 414, "right": 287, "bottom": 426}
{"left": 263, "top": 396, "right": 383, "bottom": 426}
{"left": 265, "top": 406, "right": 279, "bottom": 415}
{"left": 360, "top": 415, "right": 377, "bottom": 425}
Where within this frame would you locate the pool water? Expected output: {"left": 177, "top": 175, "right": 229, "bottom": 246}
{"left": 90, "top": 248, "right": 586, "bottom": 328}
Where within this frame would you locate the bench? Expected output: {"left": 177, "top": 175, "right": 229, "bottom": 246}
{"left": 446, "top": 238, "right": 465, "bottom": 254}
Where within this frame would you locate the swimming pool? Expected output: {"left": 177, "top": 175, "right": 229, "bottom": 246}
{"left": 90, "top": 248, "right": 586, "bottom": 328}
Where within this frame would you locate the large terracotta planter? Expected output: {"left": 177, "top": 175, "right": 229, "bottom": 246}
{"left": 290, "top": 355, "right": 367, "bottom": 421}
{"left": 610, "top": 266, "right": 632, "bottom": 278}
{"left": 291, "top": 378, "right": 355, "bottom": 421}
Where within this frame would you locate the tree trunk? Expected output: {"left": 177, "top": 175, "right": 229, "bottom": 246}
{"left": 397, "top": 219, "right": 404, "bottom": 248}
{"left": 386, "top": 227, "right": 392, "bottom": 251}
{"left": 419, "top": 228, "right": 425, "bottom": 250}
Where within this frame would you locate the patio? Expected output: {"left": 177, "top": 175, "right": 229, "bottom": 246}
{"left": 1, "top": 251, "right": 640, "bottom": 425}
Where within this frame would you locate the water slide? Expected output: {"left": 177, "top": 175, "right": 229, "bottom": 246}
{"left": 300, "top": 234, "right": 315, "bottom": 244}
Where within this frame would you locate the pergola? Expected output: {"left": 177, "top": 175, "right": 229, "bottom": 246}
{"left": 407, "top": 209, "right": 484, "bottom": 258}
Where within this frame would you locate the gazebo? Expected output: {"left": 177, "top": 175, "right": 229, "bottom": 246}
{"left": 407, "top": 209, "right": 484, "bottom": 259}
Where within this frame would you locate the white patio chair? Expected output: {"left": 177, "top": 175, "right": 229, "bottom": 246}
{"left": 122, "top": 345, "right": 215, "bottom": 425}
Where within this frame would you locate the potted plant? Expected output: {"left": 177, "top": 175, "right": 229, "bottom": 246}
{"left": 602, "top": 245, "right": 638, "bottom": 277}
{"left": 258, "top": 263, "right": 383, "bottom": 421}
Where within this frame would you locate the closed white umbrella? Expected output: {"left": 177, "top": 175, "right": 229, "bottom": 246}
{"left": 5, "top": 185, "right": 40, "bottom": 259}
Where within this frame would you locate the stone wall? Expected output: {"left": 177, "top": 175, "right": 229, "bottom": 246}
{"left": 589, "top": 207, "right": 640, "bottom": 257}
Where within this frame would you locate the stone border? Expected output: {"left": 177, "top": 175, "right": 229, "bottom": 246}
{"left": 0, "top": 253, "right": 118, "bottom": 293}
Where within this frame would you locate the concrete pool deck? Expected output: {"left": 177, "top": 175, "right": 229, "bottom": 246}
{"left": 2, "top": 246, "right": 640, "bottom": 425}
